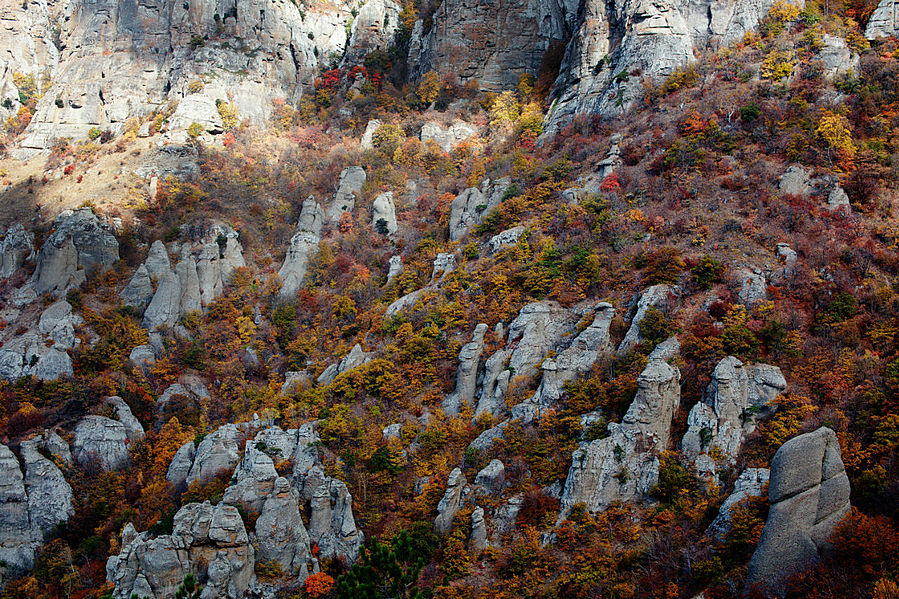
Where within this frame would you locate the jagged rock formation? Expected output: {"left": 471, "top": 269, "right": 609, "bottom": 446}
{"left": 384, "top": 252, "right": 460, "bottom": 316}
{"left": 706, "top": 468, "right": 769, "bottom": 540}
{"left": 73, "top": 397, "right": 145, "bottom": 471}
{"left": 435, "top": 468, "right": 468, "bottom": 535}
{"left": 779, "top": 165, "right": 813, "bottom": 196}
{"left": 327, "top": 166, "right": 367, "bottom": 225}
{"left": 448, "top": 178, "right": 512, "bottom": 241}
{"left": 746, "top": 427, "right": 851, "bottom": 593}
{"left": 545, "top": 0, "right": 796, "bottom": 132}
{"left": 372, "top": 191, "right": 398, "bottom": 235}
{"left": 106, "top": 502, "right": 255, "bottom": 599}
{"left": 444, "top": 324, "right": 489, "bottom": 416}
{"left": 617, "top": 285, "right": 675, "bottom": 356}
{"left": 387, "top": 255, "right": 404, "bottom": 283}
{"left": 512, "top": 303, "right": 616, "bottom": 422}
{"left": 32, "top": 208, "right": 120, "bottom": 297}
{"left": 113, "top": 421, "right": 366, "bottom": 597}
{"left": 0, "top": 225, "right": 35, "bottom": 279}
{"left": 0, "top": 436, "right": 74, "bottom": 579}
{"left": 474, "top": 459, "right": 506, "bottom": 494}
{"left": 0, "top": 299, "right": 80, "bottom": 381}
{"left": 735, "top": 268, "right": 768, "bottom": 306}
{"left": 279, "top": 197, "right": 325, "bottom": 300}
{"left": 559, "top": 359, "right": 680, "bottom": 515}
{"left": 682, "top": 357, "right": 786, "bottom": 483}
{"left": 866, "top": 0, "right": 899, "bottom": 39}
{"left": 13, "top": 0, "right": 399, "bottom": 152}
{"left": 135, "top": 224, "right": 245, "bottom": 328}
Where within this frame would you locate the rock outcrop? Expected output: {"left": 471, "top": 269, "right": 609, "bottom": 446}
{"left": 449, "top": 178, "right": 511, "bottom": 241}
{"left": 0, "top": 436, "right": 75, "bottom": 579}
{"left": 545, "top": 0, "right": 794, "bottom": 132}
{"left": 746, "top": 427, "right": 851, "bottom": 593}
{"left": 327, "top": 166, "right": 367, "bottom": 225}
{"left": 435, "top": 468, "right": 468, "bottom": 534}
{"left": 279, "top": 197, "right": 325, "bottom": 300}
{"left": 372, "top": 191, "right": 398, "bottom": 235}
{"left": 707, "top": 468, "right": 769, "bottom": 541}
{"left": 560, "top": 359, "right": 681, "bottom": 515}
{"left": 16, "top": 0, "right": 399, "bottom": 152}
{"left": 0, "top": 224, "right": 35, "bottom": 279}
{"left": 137, "top": 225, "right": 245, "bottom": 328}
{"left": 106, "top": 502, "right": 255, "bottom": 599}
{"left": 443, "top": 324, "right": 489, "bottom": 416}
{"left": 618, "top": 285, "right": 675, "bottom": 356}
{"left": 512, "top": 303, "right": 616, "bottom": 422}
{"left": 32, "top": 208, "right": 119, "bottom": 297}
{"left": 420, "top": 121, "right": 477, "bottom": 152}
{"left": 682, "top": 357, "right": 786, "bottom": 482}
{"left": 866, "top": 0, "right": 899, "bottom": 39}
{"left": 0, "top": 300, "right": 81, "bottom": 381}
{"left": 73, "top": 398, "right": 145, "bottom": 471}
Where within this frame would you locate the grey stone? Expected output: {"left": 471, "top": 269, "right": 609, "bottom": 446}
{"left": 21, "top": 436, "right": 74, "bottom": 542}
{"left": 474, "top": 459, "right": 505, "bottom": 493}
{"left": 746, "top": 427, "right": 851, "bottom": 594}
{"left": 470, "top": 506, "right": 487, "bottom": 554}
{"left": 618, "top": 285, "right": 674, "bottom": 356}
{"left": 386, "top": 255, "right": 404, "bottom": 283}
{"left": 372, "top": 192, "right": 398, "bottom": 235}
{"left": 707, "top": 468, "right": 769, "bottom": 541}
{"left": 187, "top": 424, "right": 242, "bottom": 485}
{"left": 443, "top": 324, "right": 488, "bottom": 416}
{"left": 866, "top": 0, "right": 899, "bottom": 39}
{"left": 73, "top": 415, "right": 134, "bottom": 471}
{"left": 0, "top": 224, "right": 35, "bottom": 279}
{"left": 435, "top": 468, "right": 467, "bottom": 535}
{"left": 420, "top": 121, "right": 477, "bottom": 152}
{"left": 488, "top": 226, "right": 526, "bottom": 254}
{"left": 328, "top": 167, "right": 367, "bottom": 224}
{"left": 448, "top": 178, "right": 511, "bottom": 241}
{"left": 166, "top": 441, "right": 196, "bottom": 490}
{"left": 559, "top": 359, "right": 680, "bottom": 515}
{"left": 779, "top": 165, "right": 813, "bottom": 196}
{"left": 360, "top": 120, "right": 382, "bottom": 150}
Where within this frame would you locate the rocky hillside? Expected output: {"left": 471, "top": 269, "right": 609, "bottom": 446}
{"left": 0, "top": 0, "right": 897, "bottom": 598}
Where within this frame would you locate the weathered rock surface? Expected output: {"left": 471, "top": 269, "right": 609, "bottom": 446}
{"left": 0, "top": 224, "right": 35, "bottom": 279}
{"left": 328, "top": 166, "right": 367, "bottom": 225}
{"left": 449, "top": 178, "right": 511, "bottom": 241}
{"left": 488, "top": 226, "right": 526, "bottom": 254}
{"left": 279, "top": 198, "right": 325, "bottom": 300}
{"left": 513, "top": 303, "right": 616, "bottom": 422}
{"left": 736, "top": 268, "right": 768, "bottom": 306}
{"left": 779, "top": 165, "right": 813, "bottom": 196}
{"left": 187, "top": 424, "right": 243, "bottom": 485}
{"left": 443, "top": 324, "right": 489, "bottom": 416}
{"left": 0, "top": 443, "right": 38, "bottom": 574}
{"left": 32, "top": 208, "right": 119, "bottom": 297}
{"left": 866, "top": 0, "right": 899, "bottom": 39}
{"left": 387, "top": 255, "right": 404, "bottom": 283}
{"left": 618, "top": 285, "right": 675, "bottom": 356}
{"left": 560, "top": 359, "right": 681, "bottom": 515}
{"left": 746, "top": 427, "right": 851, "bottom": 593}
{"left": 360, "top": 119, "right": 382, "bottom": 150}
{"left": 20, "top": 435, "right": 74, "bottom": 542}
{"left": 372, "top": 191, "right": 398, "bottom": 235}
{"left": 474, "top": 459, "right": 506, "bottom": 494}
{"left": 317, "top": 343, "right": 373, "bottom": 386}
{"left": 106, "top": 502, "right": 255, "bottom": 599}
{"left": 682, "top": 357, "right": 786, "bottom": 481}
{"left": 73, "top": 398, "right": 144, "bottom": 471}
{"left": 435, "top": 468, "right": 468, "bottom": 535}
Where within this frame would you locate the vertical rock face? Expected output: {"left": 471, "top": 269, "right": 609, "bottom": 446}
{"left": 617, "top": 285, "right": 675, "bottom": 356}
{"left": 73, "top": 398, "right": 144, "bottom": 471}
{"left": 328, "top": 167, "right": 367, "bottom": 225}
{"left": 746, "top": 427, "right": 851, "bottom": 594}
{"left": 14, "top": 0, "right": 398, "bottom": 151}
{"left": 706, "top": 468, "right": 769, "bottom": 540}
{"left": 435, "top": 468, "right": 468, "bottom": 534}
{"left": 279, "top": 198, "right": 325, "bottom": 300}
{"left": 866, "top": 0, "right": 899, "bottom": 39}
{"left": 545, "top": 0, "right": 795, "bottom": 132}
{"left": 443, "top": 323, "right": 489, "bottom": 416}
{"left": 682, "top": 357, "right": 786, "bottom": 482}
{"left": 0, "top": 443, "right": 37, "bottom": 574}
{"left": 407, "top": 0, "right": 577, "bottom": 91}
{"left": 559, "top": 359, "right": 681, "bottom": 515}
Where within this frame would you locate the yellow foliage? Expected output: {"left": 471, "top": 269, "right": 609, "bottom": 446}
{"left": 417, "top": 71, "right": 441, "bottom": 105}
{"left": 768, "top": 1, "right": 801, "bottom": 23}
{"left": 490, "top": 91, "right": 520, "bottom": 125}
{"left": 217, "top": 101, "right": 240, "bottom": 131}
{"left": 817, "top": 109, "right": 857, "bottom": 170}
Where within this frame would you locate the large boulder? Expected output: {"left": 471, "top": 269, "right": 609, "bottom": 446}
{"left": 186, "top": 424, "right": 243, "bottom": 485}
{"left": 706, "top": 468, "right": 769, "bottom": 541}
{"left": 73, "top": 401, "right": 143, "bottom": 472}
{"left": 255, "top": 477, "right": 311, "bottom": 576}
{"left": 21, "top": 435, "right": 74, "bottom": 542}
{"left": 32, "top": 208, "right": 119, "bottom": 297}
{"left": 420, "top": 121, "right": 477, "bottom": 152}
{"left": 0, "top": 443, "right": 38, "bottom": 574}
{"left": 435, "top": 468, "right": 467, "bottom": 535}
{"left": 866, "top": 0, "right": 899, "bottom": 39}
{"left": 746, "top": 427, "right": 851, "bottom": 594}
{"left": 559, "top": 359, "right": 681, "bottom": 515}
{"left": 372, "top": 191, "right": 398, "bottom": 235}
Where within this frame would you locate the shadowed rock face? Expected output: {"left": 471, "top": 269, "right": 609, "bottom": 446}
{"left": 746, "top": 427, "right": 851, "bottom": 594}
